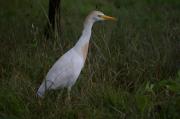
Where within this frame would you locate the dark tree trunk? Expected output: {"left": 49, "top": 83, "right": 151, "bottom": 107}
{"left": 47, "top": 0, "right": 61, "bottom": 37}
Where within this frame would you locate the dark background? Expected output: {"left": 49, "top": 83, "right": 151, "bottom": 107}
{"left": 0, "top": 0, "right": 180, "bottom": 118}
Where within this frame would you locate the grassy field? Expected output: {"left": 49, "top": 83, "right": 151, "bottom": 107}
{"left": 0, "top": 0, "right": 180, "bottom": 118}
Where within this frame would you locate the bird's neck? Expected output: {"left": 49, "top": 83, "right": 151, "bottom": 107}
{"left": 74, "top": 20, "right": 94, "bottom": 56}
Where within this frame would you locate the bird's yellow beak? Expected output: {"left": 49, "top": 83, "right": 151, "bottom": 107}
{"left": 101, "top": 15, "right": 117, "bottom": 21}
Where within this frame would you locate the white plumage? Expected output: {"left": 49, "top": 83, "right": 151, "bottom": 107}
{"left": 37, "top": 49, "right": 83, "bottom": 98}
{"left": 37, "top": 11, "right": 116, "bottom": 98}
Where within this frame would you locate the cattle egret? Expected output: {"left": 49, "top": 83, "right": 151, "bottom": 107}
{"left": 37, "top": 11, "right": 116, "bottom": 99}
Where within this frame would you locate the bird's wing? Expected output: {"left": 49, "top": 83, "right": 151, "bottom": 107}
{"left": 43, "top": 48, "right": 83, "bottom": 89}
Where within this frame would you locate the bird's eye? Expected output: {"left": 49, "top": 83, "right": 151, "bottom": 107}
{"left": 98, "top": 15, "right": 102, "bottom": 18}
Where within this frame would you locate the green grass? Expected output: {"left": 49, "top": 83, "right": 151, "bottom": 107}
{"left": 0, "top": 0, "right": 180, "bottom": 118}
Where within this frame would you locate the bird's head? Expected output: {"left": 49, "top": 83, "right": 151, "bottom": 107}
{"left": 87, "top": 11, "right": 117, "bottom": 23}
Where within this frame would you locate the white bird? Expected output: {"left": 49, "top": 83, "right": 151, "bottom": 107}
{"left": 37, "top": 11, "right": 116, "bottom": 99}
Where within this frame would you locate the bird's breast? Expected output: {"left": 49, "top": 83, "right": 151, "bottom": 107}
{"left": 81, "top": 42, "right": 89, "bottom": 61}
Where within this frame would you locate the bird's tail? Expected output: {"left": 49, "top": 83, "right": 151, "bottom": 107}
{"left": 37, "top": 82, "right": 46, "bottom": 98}
{"left": 36, "top": 80, "right": 53, "bottom": 98}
